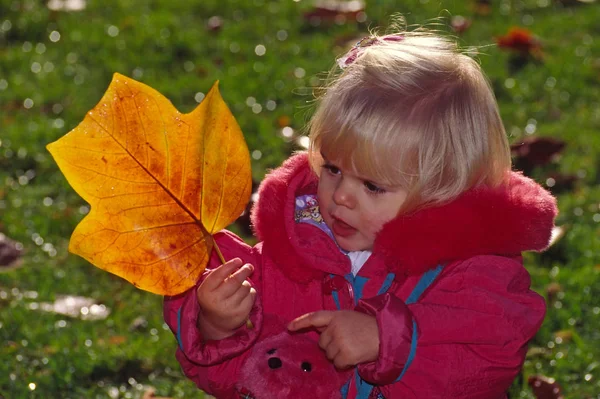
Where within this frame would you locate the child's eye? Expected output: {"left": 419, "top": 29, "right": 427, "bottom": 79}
{"left": 364, "top": 181, "right": 386, "bottom": 194}
{"left": 322, "top": 164, "right": 341, "bottom": 175}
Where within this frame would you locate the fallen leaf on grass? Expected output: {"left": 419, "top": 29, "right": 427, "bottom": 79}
{"left": 528, "top": 375, "right": 564, "bottom": 399}
{"left": 546, "top": 282, "right": 563, "bottom": 303}
{"left": 511, "top": 136, "right": 566, "bottom": 175}
{"left": 47, "top": 74, "right": 252, "bottom": 295}
{"left": 553, "top": 329, "right": 573, "bottom": 343}
{"left": 473, "top": 0, "right": 492, "bottom": 15}
{"left": 0, "top": 233, "right": 23, "bottom": 270}
{"left": 109, "top": 335, "right": 127, "bottom": 345}
{"left": 526, "top": 346, "right": 551, "bottom": 358}
{"left": 496, "top": 27, "right": 543, "bottom": 58}
{"left": 544, "top": 173, "right": 579, "bottom": 195}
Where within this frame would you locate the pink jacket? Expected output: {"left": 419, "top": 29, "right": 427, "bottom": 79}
{"left": 164, "top": 152, "right": 557, "bottom": 398}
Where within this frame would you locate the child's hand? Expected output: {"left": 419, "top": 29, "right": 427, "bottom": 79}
{"left": 288, "top": 310, "right": 379, "bottom": 369}
{"left": 196, "top": 258, "right": 256, "bottom": 340}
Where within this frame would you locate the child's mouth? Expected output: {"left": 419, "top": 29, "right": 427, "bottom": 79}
{"left": 331, "top": 217, "right": 356, "bottom": 238}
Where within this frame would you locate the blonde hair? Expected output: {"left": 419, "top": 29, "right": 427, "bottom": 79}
{"left": 308, "top": 21, "right": 511, "bottom": 214}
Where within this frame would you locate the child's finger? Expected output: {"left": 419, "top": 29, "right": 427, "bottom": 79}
{"left": 287, "top": 311, "right": 334, "bottom": 331}
{"left": 228, "top": 280, "right": 253, "bottom": 304}
{"left": 219, "top": 264, "right": 254, "bottom": 297}
{"left": 324, "top": 341, "right": 341, "bottom": 363}
{"left": 236, "top": 286, "right": 257, "bottom": 314}
{"left": 202, "top": 258, "right": 243, "bottom": 291}
{"left": 318, "top": 328, "right": 333, "bottom": 350}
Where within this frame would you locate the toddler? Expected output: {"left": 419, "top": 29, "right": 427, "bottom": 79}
{"left": 164, "top": 20, "right": 557, "bottom": 399}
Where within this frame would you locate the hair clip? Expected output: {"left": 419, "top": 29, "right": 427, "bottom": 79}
{"left": 336, "top": 34, "right": 404, "bottom": 69}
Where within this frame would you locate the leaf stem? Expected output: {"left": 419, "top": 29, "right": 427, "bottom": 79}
{"left": 213, "top": 240, "right": 226, "bottom": 265}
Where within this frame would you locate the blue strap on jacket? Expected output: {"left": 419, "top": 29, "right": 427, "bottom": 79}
{"left": 335, "top": 264, "right": 444, "bottom": 399}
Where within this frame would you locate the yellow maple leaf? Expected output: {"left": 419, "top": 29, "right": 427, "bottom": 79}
{"left": 47, "top": 73, "right": 252, "bottom": 295}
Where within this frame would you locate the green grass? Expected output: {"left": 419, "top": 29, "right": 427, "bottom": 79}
{"left": 1, "top": 0, "right": 599, "bottom": 398}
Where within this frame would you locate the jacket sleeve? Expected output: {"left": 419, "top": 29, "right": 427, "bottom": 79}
{"left": 163, "top": 230, "right": 264, "bottom": 398}
{"left": 355, "top": 255, "right": 546, "bottom": 399}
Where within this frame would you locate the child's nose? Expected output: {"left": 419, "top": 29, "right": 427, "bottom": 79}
{"left": 333, "top": 180, "right": 356, "bottom": 208}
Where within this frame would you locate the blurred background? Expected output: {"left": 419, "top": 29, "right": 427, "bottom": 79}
{"left": 1, "top": 0, "right": 599, "bottom": 398}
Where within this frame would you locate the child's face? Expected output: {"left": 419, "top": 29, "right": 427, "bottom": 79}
{"left": 317, "top": 155, "right": 407, "bottom": 252}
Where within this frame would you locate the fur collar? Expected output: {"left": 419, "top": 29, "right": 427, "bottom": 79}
{"left": 250, "top": 152, "right": 557, "bottom": 283}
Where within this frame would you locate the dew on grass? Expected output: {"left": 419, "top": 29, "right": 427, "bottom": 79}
{"left": 9, "top": 288, "right": 22, "bottom": 300}
{"left": 36, "top": 43, "right": 46, "bottom": 54}
{"left": 53, "top": 118, "right": 65, "bottom": 129}
{"left": 66, "top": 52, "right": 78, "bottom": 63}
{"left": 229, "top": 42, "right": 240, "bottom": 53}
{"left": 24, "top": 290, "right": 38, "bottom": 299}
{"left": 132, "top": 67, "right": 143, "bottom": 79}
{"left": 106, "top": 25, "right": 119, "bottom": 37}
{"left": 545, "top": 77, "right": 556, "bottom": 89}
{"left": 253, "top": 62, "right": 264, "bottom": 72}
{"left": 183, "top": 61, "right": 195, "bottom": 72}
{"left": 44, "top": 62, "right": 55, "bottom": 73}
{"left": 255, "top": 44, "right": 266, "bottom": 56}
{"left": 522, "top": 14, "right": 534, "bottom": 25}
{"left": 74, "top": 74, "right": 85, "bottom": 85}
{"left": 49, "top": 30, "right": 61, "bottom": 42}
{"left": 1, "top": 19, "right": 12, "bottom": 32}
{"left": 32, "top": 233, "right": 43, "bottom": 246}
{"left": 55, "top": 319, "right": 67, "bottom": 328}
{"left": 108, "top": 386, "right": 119, "bottom": 398}
{"left": 31, "top": 62, "right": 42, "bottom": 74}
{"left": 274, "top": 30, "right": 288, "bottom": 43}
